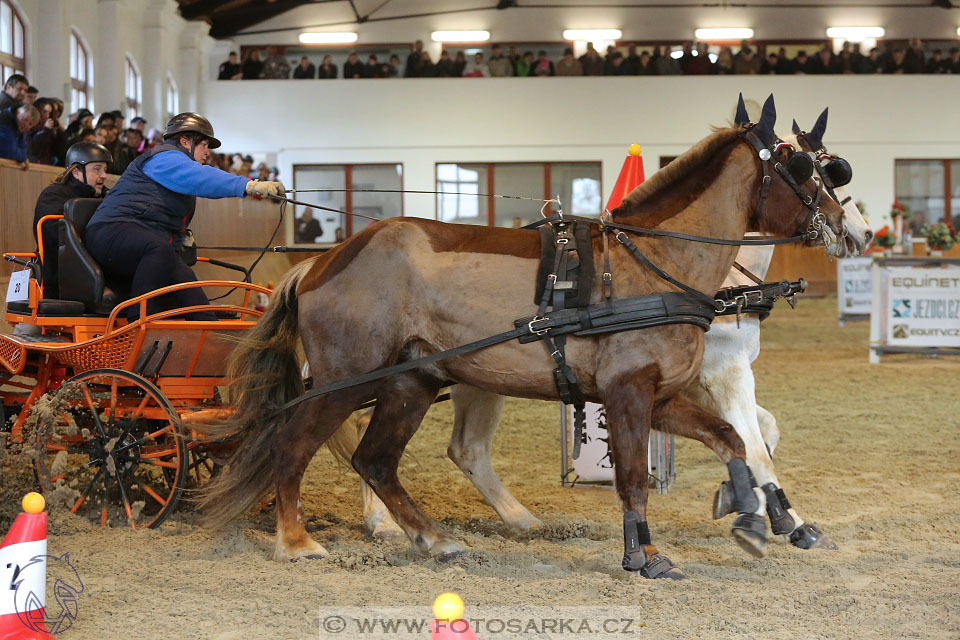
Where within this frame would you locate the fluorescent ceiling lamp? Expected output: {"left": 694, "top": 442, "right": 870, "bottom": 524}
{"left": 299, "top": 32, "right": 358, "bottom": 44}
{"left": 825, "top": 26, "right": 885, "bottom": 39}
{"left": 431, "top": 30, "right": 490, "bottom": 42}
{"left": 694, "top": 28, "right": 754, "bottom": 40}
{"left": 563, "top": 29, "right": 622, "bottom": 41}
{"left": 956, "top": 27, "right": 960, "bottom": 36}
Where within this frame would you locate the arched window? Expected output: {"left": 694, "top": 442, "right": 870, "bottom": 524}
{"left": 0, "top": 0, "right": 26, "bottom": 81}
{"left": 165, "top": 74, "right": 178, "bottom": 122}
{"left": 124, "top": 55, "right": 141, "bottom": 119}
{"left": 69, "top": 29, "right": 91, "bottom": 111}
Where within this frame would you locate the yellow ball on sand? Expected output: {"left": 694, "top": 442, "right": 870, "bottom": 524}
{"left": 22, "top": 492, "right": 45, "bottom": 514}
{"left": 628, "top": 143, "right": 642, "bottom": 156}
{"left": 433, "top": 592, "right": 464, "bottom": 622}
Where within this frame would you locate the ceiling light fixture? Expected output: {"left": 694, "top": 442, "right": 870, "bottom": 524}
{"left": 431, "top": 30, "right": 491, "bottom": 42}
{"left": 562, "top": 29, "right": 622, "bottom": 41}
{"left": 694, "top": 28, "right": 754, "bottom": 40}
{"left": 825, "top": 26, "right": 885, "bottom": 39}
{"left": 299, "top": 32, "right": 358, "bottom": 44}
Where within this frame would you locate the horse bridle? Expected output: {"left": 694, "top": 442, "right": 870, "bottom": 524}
{"left": 741, "top": 127, "right": 827, "bottom": 242}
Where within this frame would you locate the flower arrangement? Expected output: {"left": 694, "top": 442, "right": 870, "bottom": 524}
{"left": 920, "top": 221, "right": 958, "bottom": 251}
{"left": 872, "top": 225, "right": 897, "bottom": 249}
{"left": 890, "top": 199, "right": 912, "bottom": 221}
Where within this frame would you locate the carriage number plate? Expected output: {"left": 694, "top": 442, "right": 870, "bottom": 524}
{"left": 5, "top": 270, "right": 29, "bottom": 303}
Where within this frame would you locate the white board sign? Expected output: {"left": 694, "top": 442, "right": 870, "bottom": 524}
{"left": 885, "top": 266, "right": 960, "bottom": 347}
{"left": 570, "top": 403, "right": 614, "bottom": 482}
{"left": 837, "top": 257, "right": 873, "bottom": 317}
{"left": 5, "top": 270, "right": 29, "bottom": 303}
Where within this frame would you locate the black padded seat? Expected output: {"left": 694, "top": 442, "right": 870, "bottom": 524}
{"left": 7, "top": 299, "right": 87, "bottom": 316}
{"left": 57, "top": 198, "right": 122, "bottom": 315}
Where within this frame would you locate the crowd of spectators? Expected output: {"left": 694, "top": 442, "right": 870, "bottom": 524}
{"left": 220, "top": 38, "right": 960, "bottom": 80}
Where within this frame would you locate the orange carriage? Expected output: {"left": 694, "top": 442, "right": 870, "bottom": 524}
{"left": 2, "top": 198, "right": 270, "bottom": 529}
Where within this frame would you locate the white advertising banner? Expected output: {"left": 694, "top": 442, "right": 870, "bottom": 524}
{"left": 885, "top": 266, "right": 960, "bottom": 347}
{"left": 837, "top": 257, "right": 873, "bottom": 317}
{"left": 570, "top": 403, "right": 614, "bottom": 483}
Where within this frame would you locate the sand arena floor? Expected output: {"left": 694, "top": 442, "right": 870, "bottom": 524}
{"left": 2, "top": 295, "right": 959, "bottom": 639}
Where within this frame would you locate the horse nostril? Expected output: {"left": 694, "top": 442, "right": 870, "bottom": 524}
{"left": 864, "top": 230, "right": 874, "bottom": 244}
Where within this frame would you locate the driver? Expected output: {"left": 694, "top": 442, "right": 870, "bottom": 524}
{"left": 33, "top": 141, "right": 112, "bottom": 298}
{"left": 85, "top": 112, "right": 284, "bottom": 320}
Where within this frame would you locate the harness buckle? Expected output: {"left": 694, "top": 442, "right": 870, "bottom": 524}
{"left": 528, "top": 316, "right": 550, "bottom": 336}
{"left": 762, "top": 175, "right": 772, "bottom": 186}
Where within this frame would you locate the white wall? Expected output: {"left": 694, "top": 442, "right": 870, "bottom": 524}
{"left": 200, "top": 75, "right": 960, "bottom": 232}
{"left": 10, "top": 0, "right": 213, "bottom": 129}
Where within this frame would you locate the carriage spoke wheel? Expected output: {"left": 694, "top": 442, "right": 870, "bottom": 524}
{"left": 35, "top": 369, "right": 187, "bottom": 529}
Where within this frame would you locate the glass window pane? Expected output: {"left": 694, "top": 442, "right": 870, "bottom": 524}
{"left": 951, "top": 161, "right": 960, "bottom": 228}
{"left": 0, "top": 3, "right": 12, "bottom": 54}
{"left": 13, "top": 16, "right": 23, "bottom": 58}
{"left": 351, "top": 165, "right": 402, "bottom": 232}
{"left": 69, "top": 34, "right": 77, "bottom": 79}
{"left": 493, "top": 164, "right": 543, "bottom": 228}
{"left": 293, "top": 166, "right": 347, "bottom": 243}
{"left": 550, "top": 162, "right": 602, "bottom": 216}
{"left": 895, "top": 160, "right": 945, "bottom": 233}
{"left": 436, "top": 163, "right": 488, "bottom": 225}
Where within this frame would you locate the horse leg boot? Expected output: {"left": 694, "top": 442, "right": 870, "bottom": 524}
{"left": 351, "top": 372, "right": 465, "bottom": 559}
{"left": 652, "top": 394, "right": 768, "bottom": 558}
{"left": 272, "top": 395, "right": 364, "bottom": 561}
{"left": 603, "top": 374, "right": 684, "bottom": 579}
{"left": 447, "top": 385, "right": 542, "bottom": 530}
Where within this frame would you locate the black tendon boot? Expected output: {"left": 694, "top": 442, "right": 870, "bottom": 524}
{"left": 762, "top": 482, "right": 797, "bottom": 535}
{"left": 726, "top": 459, "right": 768, "bottom": 558}
{"left": 621, "top": 510, "right": 684, "bottom": 579}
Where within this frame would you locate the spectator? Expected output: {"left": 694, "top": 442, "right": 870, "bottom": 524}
{"left": 463, "top": 52, "right": 489, "bottom": 77}
{"left": 792, "top": 50, "right": 812, "bottom": 74}
{"left": 715, "top": 47, "right": 734, "bottom": 74}
{"left": 0, "top": 104, "right": 39, "bottom": 165}
{"left": 507, "top": 46, "right": 520, "bottom": 74}
{"left": 531, "top": 50, "right": 555, "bottom": 77}
{"left": 452, "top": 51, "right": 468, "bottom": 77}
{"left": 241, "top": 50, "right": 263, "bottom": 79}
{"left": 261, "top": 47, "right": 291, "bottom": 79}
{"left": 677, "top": 42, "right": 695, "bottom": 70}
{"left": 763, "top": 52, "right": 779, "bottom": 74}
{"left": 28, "top": 98, "right": 68, "bottom": 166}
{"left": 268, "top": 166, "right": 280, "bottom": 181}
{"left": 71, "top": 127, "right": 96, "bottom": 145}
{"left": 488, "top": 45, "right": 514, "bottom": 77}
{"left": 434, "top": 50, "right": 454, "bottom": 77}
{"left": 655, "top": 48, "right": 681, "bottom": 75}
{"left": 948, "top": 48, "right": 960, "bottom": 74}
{"left": 111, "top": 110, "right": 125, "bottom": 132}
{"left": 515, "top": 51, "right": 535, "bottom": 77}
{"left": 114, "top": 128, "right": 144, "bottom": 174}
{"left": 622, "top": 44, "right": 640, "bottom": 75}
{"left": 904, "top": 38, "right": 926, "bottom": 74}
{"left": 364, "top": 54, "right": 385, "bottom": 78}
{"left": 926, "top": 49, "right": 947, "bottom": 74}
{"left": 386, "top": 55, "right": 401, "bottom": 78}
{"left": 606, "top": 51, "right": 625, "bottom": 75}
{"left": 579, "top": 43, "right": 605, "bottom": 76}
{"left": 218, "top": 51, "right": 242, "bottom": 80}
{"left": 65, "top": 107, "right": 93, "bottom": 141}
{"left": 774, "top": 47, "right": 793, "bottom": 74}
{"left": 602, "top": 45, "right": 617, "bottom": 75}
{"left": 23, "top": 86, "right": 38, "bottom": 106}
{"left": 293, "top": 56, "right": 315, "bottom": 79}
{"left": 255, "top": 162, "right": 270, "bottom": 180}
{"left": 343, "top": 52, "right": 364, "bottom": 79}
{"left": 317, "top": 55, "right": 338, "bottom": 79}
{"left": 684, "top": 42, "right": 714, "bottom": 75}
{"left": 295, "top": 210, "right": 323, "bottom": 243}
{"left": 849, "top": 43, "right": 865, "bottom": 72}
{"left": 808, "top": 46, "right": 842, "bottom": 74}
{"left": 131, "top": 116, "right": 147, "bottom": 132}
{"left": 732, "top": 46, "right": 761, "bottom": 74}
{"left": 837, "top": 41, "right": 855, "bottom": 73}
{"left": 96, "top": 112, "right": 115, "bottom": 129}
{"left": 405, "top": 39, "right": 425, "bottom": 77}
{"left": 856, "top": 47, "right": 882, "bottom": 74}
{"left": 420, "top": 52, "right": 437, "bottom": 77}
{"left": 556, "top": 48, "right": 582, "bottom": 76}
{"left": 883, "top": 48, "right": 909, "bottom": 74}
{"left": 636, "top": 50, "right": 655, "bottom": 75}
{"left": 0, "top": 73, "right": 28, "bottom": 111}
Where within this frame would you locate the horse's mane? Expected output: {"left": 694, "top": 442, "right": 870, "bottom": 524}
{"left": 613, "top": 125, "right": 745, "bottom": 215}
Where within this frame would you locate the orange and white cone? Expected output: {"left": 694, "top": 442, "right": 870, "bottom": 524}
{"left": 604, "top": 143, "right": 646, "bottom": 213}
{"left": 430, "top": 592, "right": 478, "bottom": 640}
{"left": 0, "top": 493, "right": 54, "bottom": 640}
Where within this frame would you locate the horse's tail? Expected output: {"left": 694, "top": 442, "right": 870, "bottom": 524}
{"left": 196, "top": 258, "right": 316, "bottom": 529}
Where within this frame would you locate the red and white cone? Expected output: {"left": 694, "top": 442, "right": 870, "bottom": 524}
{"left": 604, "top": 143, "right": 646, "bottom": 214}
{"left": 0, "top": 493, "right": 54, "bottom": 640}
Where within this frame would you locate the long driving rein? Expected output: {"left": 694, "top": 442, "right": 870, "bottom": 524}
{"left": 265, "top": 127, "right": 830, "bottom": 419}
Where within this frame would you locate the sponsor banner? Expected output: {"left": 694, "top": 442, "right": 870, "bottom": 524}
{"left": 837, "top": 257, "right": 872, "bottom": 316}
{"left": 570, "top": 403, "right": 614, "bottom": 482}
{"left": 886, "top": 266, "right": 960, "bottom": 347}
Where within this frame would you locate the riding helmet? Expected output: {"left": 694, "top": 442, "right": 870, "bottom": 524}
{"left": 65, "top": 141, "right": 113, "bottom": 168}
{"left": 163, "top": 112, "right": 222, "bottom": 149}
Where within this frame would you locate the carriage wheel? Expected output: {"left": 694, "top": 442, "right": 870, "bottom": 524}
{"left": 34, "top": 369, "right": 187, "bottom": 529}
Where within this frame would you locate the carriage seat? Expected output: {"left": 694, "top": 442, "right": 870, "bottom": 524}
{"left": 57, "top": 198, "right": 122, "bottom": 315}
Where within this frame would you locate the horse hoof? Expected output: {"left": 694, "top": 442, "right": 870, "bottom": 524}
{"left": 712, "top": 481, "right": 733, "bottom": 520}
{"left": 731, "top": 513, "right": 767, "bottom": 558}
{"left": 371, "top": 522, "right": 406, "bottom": 542}
{"left": 302, "top": 553, "right": 327, "bottom": 560}
{"left": 435, "top": 550, "right": 465, "bottom": 564}
{"left": 789, "top": 523, "right": 838, "bottom": 550}
{"left": 634, "top": 554, "right": 685, "bottom": 580}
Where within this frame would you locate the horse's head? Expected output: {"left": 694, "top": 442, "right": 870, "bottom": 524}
{"left": 788, "top": 109, "right": 871, "bottom": 257}
{"left": 734, "top": 94, "right": 845, "bottom": 247}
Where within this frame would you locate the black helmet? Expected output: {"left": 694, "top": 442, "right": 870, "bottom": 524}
{"left": 163, "top": 112, "right": 222, "bottom": 149}
{"left": 65, "top": 141, "right": 112, "bottom": 167}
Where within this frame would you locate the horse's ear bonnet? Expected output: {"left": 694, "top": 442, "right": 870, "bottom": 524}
{"left": 753, "top": 94, "right": 778, "bottom": 147}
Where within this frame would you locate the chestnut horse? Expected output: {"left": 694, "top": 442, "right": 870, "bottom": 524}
{"left": 199, "top": 95, "right": 845, "bottom": 578}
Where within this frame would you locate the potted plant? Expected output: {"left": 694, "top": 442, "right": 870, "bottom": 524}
{"left": 872, "top": 225, "right": 897, "bottom": 256}
{"left": 920, "top": 221, "right": 958, "bottom": 256}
